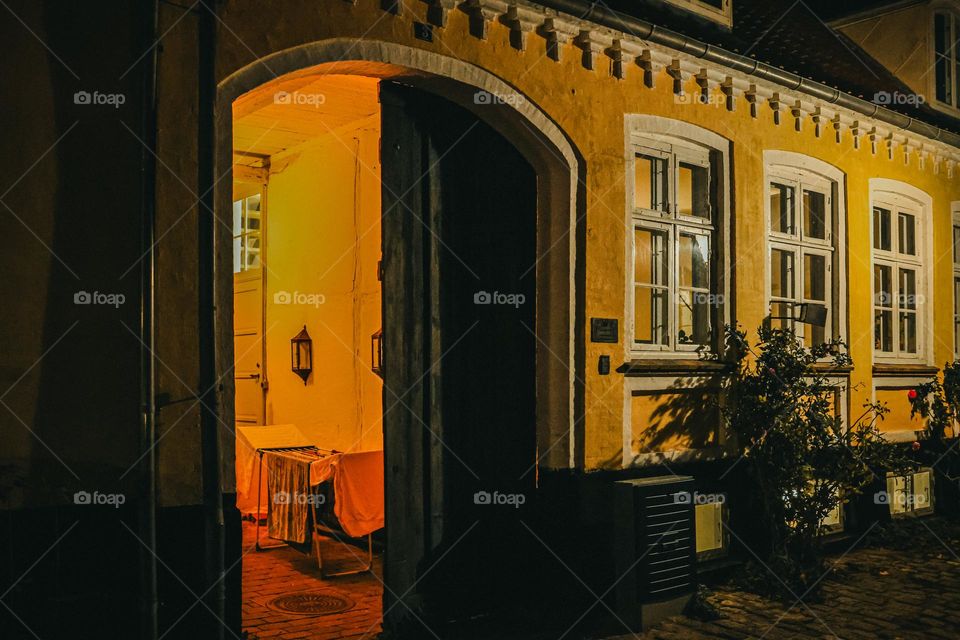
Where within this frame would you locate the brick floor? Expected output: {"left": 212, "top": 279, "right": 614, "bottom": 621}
{"left": 241, "top": 520, "right": 382, "bottom": 640}
{"left": 606, "top": 519, "right": 960, "bottom": 640}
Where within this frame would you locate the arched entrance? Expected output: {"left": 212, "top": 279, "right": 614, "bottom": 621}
{"left": 215, "top": 41, "right": 582, "bottom": 634}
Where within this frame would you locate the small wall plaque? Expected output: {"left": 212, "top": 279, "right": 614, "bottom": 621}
{"left": 590, "top": 318, "right": 618, "bottom": 343}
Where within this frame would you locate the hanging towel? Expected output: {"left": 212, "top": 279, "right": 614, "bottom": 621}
{"left": 235, "top": 424, "right": 311, "bottom": 517}
{"left": 333, "top": 450, "right": 384, "bottom": 537}
{"left": 264, "top": 450, "right": 314, "bottom": 544}
{"left": 309, "top": 450, "right": 384, "bottom": 538}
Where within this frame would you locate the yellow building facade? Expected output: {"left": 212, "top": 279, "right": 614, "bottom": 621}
{"left": 215, "top": 0, "right": 960, "bottom": 474}
{"left": 10, "top": 1, "right": 960, "bottom": 637}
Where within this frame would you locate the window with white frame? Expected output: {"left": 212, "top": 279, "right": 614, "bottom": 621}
{"left": 631, "top": 138, "right": 718, "bottom": 354}
{"left": 233, "top": 192, "right": 262, "bottom": 273}
{"left": 934, "top": 12, "right": 960, "bottom": 109}
{"left": 953, "top": 209, "right": 960, "bottom": 358}
{"left": 872, "top": 198, "right": 924, "bottom": 359}
{"left": 766, "top": 167, "right": 836, "bottom": 347}
{"left": 663, "top": 0, "right": 733, "bottom": 27}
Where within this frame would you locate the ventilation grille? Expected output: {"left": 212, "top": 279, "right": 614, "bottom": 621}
{"left": 642, "top": 490, "right": 693, "bottom": 598}
{"left": 614, "top": 475, "right": 696, "bottom": 613}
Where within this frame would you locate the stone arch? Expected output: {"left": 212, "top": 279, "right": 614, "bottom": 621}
{"left": 214, "top": 39, "right": 583, "bottom": 498}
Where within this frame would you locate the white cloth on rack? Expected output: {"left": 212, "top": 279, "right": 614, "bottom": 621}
{"left": 309, "top": 450, "right": 384, "bottom": 538}
{"left": 235, "top": 424, "right": 311, "bottom": 517}
{"left": 264, "top": 449, "right": 320, "bottom": 544}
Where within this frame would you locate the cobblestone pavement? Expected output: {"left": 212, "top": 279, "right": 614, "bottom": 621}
{"left": 241, "top": 520, "right": 382, "bottom": 640}
{"left": 239, "top": 518, "right": 960, "bottom": 640}
{"left": 608, "top": 519, "right": 960, "bottom": 640}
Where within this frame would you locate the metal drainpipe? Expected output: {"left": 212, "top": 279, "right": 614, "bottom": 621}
{"left": 538, "top": 0, "right": 960, "bottom": 147}
{"left": 139, "top": 0, "right": 160, "bottom": 638}
{"left": 197, "top": 0, "right": 225, "bottom": 637}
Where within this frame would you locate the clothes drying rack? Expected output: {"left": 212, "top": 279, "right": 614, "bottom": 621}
{"left": 253, "top": 445, "right": 373, "bottom": 577}
{"left": 254, "top": 445, "right": 328, "bottom": 551}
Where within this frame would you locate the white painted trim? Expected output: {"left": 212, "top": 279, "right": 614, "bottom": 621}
{"left": 762, "top": 151, "right": 849, "bottom": 347}
{"left": 883, "top": 428, "right": 924, "bottom": 443}
{"left": 625, "top": 116, "right": 731, "bottom": 157}
{"left": 875, "top": 376, "right": 931, "bottom": 388}
{"left": 444, "top": 0, "right": 960, "bottom": 169}
{"left": 623, "top": 116, "right": 733, "bottom": 358}
{"left": 220, "top": 40, "right": 577, "bottom": 170}
{"left": 868, "top": 178, "right": 934, "bottom": 365}
{"left": 217, "top": 39, "right": 582, "bottom": 470}
{"left": 621, "top": 116, "right": 732, "bottom": 469}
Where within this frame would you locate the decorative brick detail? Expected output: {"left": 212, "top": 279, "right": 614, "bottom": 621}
{"left": 538, "top": 16, "right": 579, "bottom": 62}
{"left": 384, "top": 0, "right": 960, "bottom": 171}
{"left": 461, "top": 0, "right": 509, "bottom": 40}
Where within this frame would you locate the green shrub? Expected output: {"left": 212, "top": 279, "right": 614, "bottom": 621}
{"left": 908, "top": 360, "right": 960, "bottom": 447}
{"left": 724, "top": 325, "right": 909, "bottom": 597}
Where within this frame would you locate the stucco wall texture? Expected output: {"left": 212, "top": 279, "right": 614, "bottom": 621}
{"left": 205, "top": 1, "right": 960, "bottom": 473}
{"left": 6, "top": 1, "right": 960, "bottom": 511}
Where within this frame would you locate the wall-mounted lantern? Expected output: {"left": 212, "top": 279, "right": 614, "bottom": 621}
{"left": 290, "top": 325, "right": 312, "bottom": 384}
{"left": 371, "top": 329, "right": 384, "bottom": 379}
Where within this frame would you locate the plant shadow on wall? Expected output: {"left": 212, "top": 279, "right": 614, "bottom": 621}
{"left": 723, "top": 325, "right": 911, "bottom": 600}
{"left": 631, "top": 375, "right": 726, "bottom": 457}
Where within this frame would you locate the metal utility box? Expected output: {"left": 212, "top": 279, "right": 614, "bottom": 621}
{"left": 613, "top": 475, "right": 697, "bottom": 631}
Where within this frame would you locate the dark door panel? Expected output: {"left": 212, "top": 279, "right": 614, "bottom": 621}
{"left": 380, "top": 81, "right": 538, "bottom": 628}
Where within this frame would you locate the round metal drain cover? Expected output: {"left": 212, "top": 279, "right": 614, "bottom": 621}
{"left": 266, "top": 591, "right": 355, "bottom": 616}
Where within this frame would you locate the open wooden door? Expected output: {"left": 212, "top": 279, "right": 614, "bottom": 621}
{"left": 233, "top": 183, "right": 266, "bottom": 427}
{"left": 380, "top": 82, "right": 538, "bottom": 630}
{"left": 233, "top": 267, "right": 264, "bottom": 426}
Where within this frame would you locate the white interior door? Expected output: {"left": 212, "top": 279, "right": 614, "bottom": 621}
{"left": 234, "top": 268, "right": 265, "bottom": 425}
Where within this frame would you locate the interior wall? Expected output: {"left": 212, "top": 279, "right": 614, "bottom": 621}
{"left": 260, "top": 113, "right": 383, "bottom": 452}
{"left": 217, "top": 50, "right": 580, "bottom": 479}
